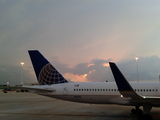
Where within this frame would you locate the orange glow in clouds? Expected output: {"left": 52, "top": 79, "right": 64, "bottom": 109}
{"left": 102, "top": 63, "right": 109, "bottom": 67}
{"left": 87, "top": 63, "right": 94, "bottom": 67}
{"left": 84, "top": 74, "right": 87, "bottom": 78}
{"left": 64, "top": 73, "right": 88, "bottom": 82}
{"left": 89, "top": 70, "right": 95, "bottom": 73}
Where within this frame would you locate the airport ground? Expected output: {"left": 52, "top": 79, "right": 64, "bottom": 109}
{"left": 0, "top": 91, "right": 160, "bottom": 120}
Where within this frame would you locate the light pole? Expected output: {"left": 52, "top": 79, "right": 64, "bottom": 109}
{"left": 21, "top": 62, "right": 24, "bottom": 86}
{"left": 135, "top": 57, "right": 139, "bottom": 82}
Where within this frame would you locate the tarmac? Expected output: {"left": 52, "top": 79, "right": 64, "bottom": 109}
{"left": 0, "top": 91, "right": 160, "bottom": 120}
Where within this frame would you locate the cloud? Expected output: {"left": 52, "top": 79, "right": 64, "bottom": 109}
{"left": 51, "top": 55, "right": 160, "bottom": 82}
{"left": 0, "top": 64, "right": 36, "bottom": 85}
{"left": 1, "top": 1, "right": 160, "bottom": 84}
{"left": 51, "top": 58, "right": 112, "bottom": 82}
{"left": 1, "top": 55, "right": 160, "bottom": 85}
{"left": 118, "top": 55, "right": 160, "bottom": 82}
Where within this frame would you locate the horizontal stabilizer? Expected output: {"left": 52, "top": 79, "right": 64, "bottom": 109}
{"left": 10, "top": 86, "right": 55, "bottom": 93}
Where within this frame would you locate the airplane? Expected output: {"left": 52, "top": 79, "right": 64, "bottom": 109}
{"left": 13, "top": 50, "right": 160, "bottom": 120}
{"left": 109, "top": 62, "right": 160, "bottom": 120}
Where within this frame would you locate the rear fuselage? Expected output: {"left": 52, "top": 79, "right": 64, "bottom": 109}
{"left": 31, "top": 82, "right": 160, "bottom": 106}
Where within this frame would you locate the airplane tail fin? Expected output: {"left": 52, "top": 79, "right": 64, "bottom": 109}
{"left": 28, "top": 50, "right": 68, "bottom": 85}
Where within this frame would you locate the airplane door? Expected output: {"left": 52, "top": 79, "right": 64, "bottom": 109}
{"left": 62, "top": 85, "right": 68, "bottom": 95}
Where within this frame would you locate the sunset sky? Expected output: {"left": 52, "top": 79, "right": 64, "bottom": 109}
{"left": 1, "top": 0, "right": 160, "bottom": 84}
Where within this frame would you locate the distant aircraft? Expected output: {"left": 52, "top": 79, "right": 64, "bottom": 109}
{"left": 14, "top": 50, "right": 160, "bottom": 120}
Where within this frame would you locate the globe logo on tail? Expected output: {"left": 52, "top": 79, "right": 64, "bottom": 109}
{"left": 38, "top": 63, "right": 67, "bottom": 85}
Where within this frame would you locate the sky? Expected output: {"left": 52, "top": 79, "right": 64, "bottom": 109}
{"left": 1, "top": 0, "right": 160, "bottom": 85}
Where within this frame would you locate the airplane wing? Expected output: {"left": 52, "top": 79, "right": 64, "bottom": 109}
{"left": 10, "top": 86, "right": 56, "bottom": 93}
{"left": 109, "top": 62, "right": 160, "bottom": 104}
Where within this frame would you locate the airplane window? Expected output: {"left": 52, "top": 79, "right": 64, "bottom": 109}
{"left": 92, "top": 89, "right": 94, "bottom": 91}
{"left": 135, "top": 89, "right": 136, "bottom": 91}
{"left": 98, "top": 89, "right": 99, "bottom": 91}
{"left": 79, "top": 89, "right": 81, "bottom": 91}
{"left": 109, "top": 89, "right": 110, "bottom": 91}
{"left": 87, "top": 89, "right": 88, "bottom": 91}
{"left": 95, "top": 89, "right": 96, "bottom": 91}
{"left": 103, "top": 89, "right": 105, "bottom": 91}
{"left": 137, "top": 89, "right": 139, "bottom": 92}
{"left": 90, "top": 89, "right": 91, "bottom": 91}
{"left": 140, "top": 89, "right": 142, "bottom": 92}
{"left": 106, "top": 89, "right": 107, "bottom": 91}
{"left": 82, "top": 89, "right": 83, "bottom": 91}
{"left": 100, "top": 89, "right": 102, "bottom": 91}
{"left": 146, "top": 89, "right": 148, "bottom": 92}
{"left": 152, "top": 89, "right": 154, "bottom": 92}
{"left": 144, "top": 89, "right": 145, "bottom": 92}
{"left": 84, "top": 89, "right": 86, "bottom": 91}
{"left": 74, "top": 89, "right": 75, "bottom": 91}
{"left": 114, "top": 89, "right": 116, "bottom": 91}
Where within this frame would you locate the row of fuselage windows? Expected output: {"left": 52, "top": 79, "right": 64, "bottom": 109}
{"left": 73, "top": 88, "right": 158, "bottom": 92}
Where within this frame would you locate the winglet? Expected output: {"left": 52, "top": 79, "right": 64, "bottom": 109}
{"left": 109, "top": 62, "right": 160, "bottom": 107}
{"left": 109, "top": 62, "right": 133, "bottom": 91}
{"left": 109, "top": 62, "right": 141, "bottom": 99}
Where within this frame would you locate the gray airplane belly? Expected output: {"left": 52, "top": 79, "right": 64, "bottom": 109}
{"left": 48, "top": 95, "right": 123, "bottom": 104}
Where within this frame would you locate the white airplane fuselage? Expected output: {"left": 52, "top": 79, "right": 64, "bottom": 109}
{"left": 31, "top": 82, "right": 160, "bottom": 106}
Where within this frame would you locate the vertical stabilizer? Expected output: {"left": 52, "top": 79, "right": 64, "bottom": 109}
{"left": 28, "top": 50, "right": 68, "bottom": 85}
